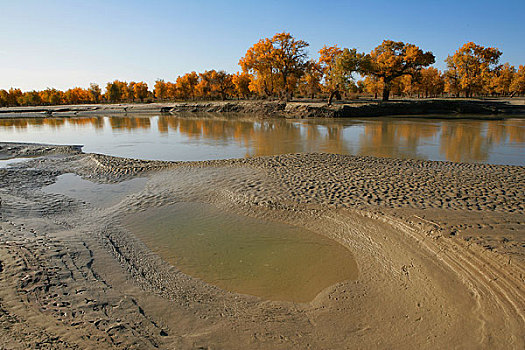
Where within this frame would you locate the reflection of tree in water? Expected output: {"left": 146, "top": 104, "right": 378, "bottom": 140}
{"left": 440, "top": 122, "right": 491, "bottom": 162}
{"left": 0, "top": 115, "right": 522, "bottom": 163}
{"left": 67, "top": 117, "right": 105, "bottom": 129}
{"left": 0, "top": 117, "right": 104, "bottom": 130}
{"left": 0, "top": 118, "right": 69, "bottom": 129}
{"left": 0, "top": 118, "right": 31, "bottom": 129}
{"left": 157, "top": 115, "right": 179, "bottom": 134}
{"left": 250, "top": 120, "right": 304, "bottom": 156}
{"left": 359, "top": 121, "right": 439, "bottom": 159}
{"left": 40, "top": 118, "right": 66, "bottom": 129}
{"left": 485, "top": 120, "right": 524, "bottom": 144}
{"left": 505, "top": 120, "right": 525, "bottom": 144}
{"left": 157, "top": 116, "right": 301, "bottom": 155}
{"left": 439, "top": 120, "right": 524, "bottom": 162}
{"left": 302, "top": 123, "right": 352, "bottom": 155}
{"left": 156, "top": 116, "right": 355, "bottom": 157}
{"left": 108, "top": 116, "right": 151, "bottom": 130}
{"left": 158, "top": 115, "right": 256, "bottom": 144}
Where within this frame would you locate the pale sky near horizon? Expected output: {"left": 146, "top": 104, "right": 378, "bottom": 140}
{"left": 1, "top": 0, "right": 524, "bottom": 92}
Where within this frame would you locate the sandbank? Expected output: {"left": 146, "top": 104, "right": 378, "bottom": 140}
{"left": 0, "top": 142, "right": 523, "bottom": 349}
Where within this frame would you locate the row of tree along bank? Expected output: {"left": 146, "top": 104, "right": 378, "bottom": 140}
{"left": 1, "top": 33, "right": 525, "bottom": 108}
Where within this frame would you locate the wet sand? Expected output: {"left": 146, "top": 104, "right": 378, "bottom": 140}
{"left": 0, "top": 142, "right": 523, "bottom": 349}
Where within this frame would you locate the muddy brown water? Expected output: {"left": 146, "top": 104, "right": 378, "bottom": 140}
{"left": 124, "top": 202, "right": 358, "bottom": 302}
{"left": 1, "top": 114, "right": 523, "bottom": 165}
{"left": 41, "top": 175, "right": 358, "bottom": 302}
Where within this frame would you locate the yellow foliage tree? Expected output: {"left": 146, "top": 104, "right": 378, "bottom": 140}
{"left": 154, "top": 79, "right": 168, "bottom": 100}
{"left": 175, "top": 72, "right": 199, "bottom": 99}
{"left": 64, "top": 87, "right": 91, "bottom": 104}
{"left": 239, "top": 32, "right": 309, "bottom": 99}
{"left": 105, "top": 80, "right": 128, "bottom": 102}
{"left": 211, "top": 70, "right": 234, "bottom": 100}
{"left": 89, "top": 83, "right": 101, "bottom": 103}
{"left": 319, "top": 45, "right": 365, "bottom": 104}
{"left": 239, "top": 37, "right": 277, "bottom": 97}
{"left": 418, "top": 67, "right": 445, "bottom": 97}
{"left": 0, "top": 90, "right": 8, "bottom": 107}
{"left": 363, "top": 76, "right": 383, "bottom": 99}
{"left": 166, "top": 82, "right": 178, "bottom": 100}
{"left": 7, "top": 88, "right": 22, "bottom": 106}
{"left": 19, "top": 91, "right": 43, "bottom": 106}
{"left": 232, "top": 72, "right": 252, "bottom": 99}
{"left": 298, "top": 60, "right": 322, "bottom": 98}
{"left": 196, "top": 70, "right": 213, "bottom": 99}
{"left": 40, "top": 88, "right": 64, "bottom": 105}
{"left": 133, "top": 82, "right": 149, "bottom": 102}
{"left": 510, "top": 65, "right": 525, "bottom": 96}
{"left": 128, "top": 82, "right": 136, "bottom": 101}
{"left": 363, "top": 40, "right": 435, "bottom": 101}
{"left": 492, "top": 63, "right": 515, "bottom": 96}
{"left": 445, "top": 42, "right": 502, "bottom": 97}
{"left": 318, "top": 45, "right": 342, "bottom": 101}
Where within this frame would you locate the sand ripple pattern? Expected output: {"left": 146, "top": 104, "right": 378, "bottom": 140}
{"left": 248, "top": 153, "right": 525, "bottom": 213}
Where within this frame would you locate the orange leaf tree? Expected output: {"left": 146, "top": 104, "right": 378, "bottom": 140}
{"left": 133, "top": 82, "right": 149, "bottom": 102}
{"left": 239, "top": 32, "right": 309, "bottom": 99}
{"left": 298, "top": 59, "right": 323, "bottom": 99}
{"left": 232, "top": 72, "right": 252, "bottom": 99}
{"left": 175, "top": 72, "right": 199, "bottom": 100}
{"left": 510, "top": 65, "right": 525, "bottom": 96}
{"left": 88, "top": 83, "right": 101, "bottom": 103}
{"left": 0, "top": 90, "right": 9, "bottom": 107}
{"left": 363, "top": 40, "right": 435, "bottom": 101}
{"left": 319, "top": 45, "right": 365, "bottom": 104}
{"left": 154, "top": 79, "right": 168, "bottom": 100}
{"left": 445, "top": 42, "right": 502, "bottom": 97}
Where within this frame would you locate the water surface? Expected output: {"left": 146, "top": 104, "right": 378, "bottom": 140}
{"left": 124, "top": 202, "right": 358, "bottom": 302}
{"left": 0, "top": 157, "right": 36, "bottom": 168}
{"left": 43, "top": 173, "right": 147, "bottom": 208}
{"left": 0, "top": 114, "right": 523, "bottom": 165}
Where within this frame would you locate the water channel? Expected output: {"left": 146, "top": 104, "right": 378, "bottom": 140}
{"left": 1, "top": 114, "right": 523, "bottom": 165}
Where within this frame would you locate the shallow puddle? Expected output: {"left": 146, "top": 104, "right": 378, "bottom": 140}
{"left": 0, "top": 157, "right": 35, "bottom": 168}
{"left": 43, "top": 173, "right": 147, "bottom": 208}
{"left": 124, "top": 202, "right": 358, "bottom": 302}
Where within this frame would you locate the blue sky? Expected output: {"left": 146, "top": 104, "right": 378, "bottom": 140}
{"left": 1, "top": 0, "right": 523, "bottom": 91}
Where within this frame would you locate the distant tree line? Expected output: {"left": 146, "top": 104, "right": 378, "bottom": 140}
{"left": 1, "top": 33, "right": 524, "bottom": 107}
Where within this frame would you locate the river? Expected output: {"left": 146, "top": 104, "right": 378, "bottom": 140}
{"left": 0, "top": 114, "right": 523, "bottom": 165}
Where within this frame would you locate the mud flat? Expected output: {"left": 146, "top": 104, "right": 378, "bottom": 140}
{"left": 1, "top": 99, "right": 525, "bottom": 119}
{"left": 0, "top": 142, "right": 523, "bottom": 349}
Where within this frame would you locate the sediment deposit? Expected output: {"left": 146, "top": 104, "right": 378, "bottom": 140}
{"left": 1, "top": 99, "right": 524, "bottom": 119}
{"left": 0, "top": 142, "right": 523, "bottom": 349}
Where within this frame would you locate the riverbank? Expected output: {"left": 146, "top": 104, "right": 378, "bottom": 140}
{"left": 1, "top": 98, "right": 525, "bottom": 119}
{"left": 0, "top": 142, "right": 523, "bottom": 349}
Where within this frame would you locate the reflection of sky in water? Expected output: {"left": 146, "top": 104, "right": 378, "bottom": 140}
{"left": 0, "top": 157, "right": 33, "bottom": 168}
{"left": 42, "top": 173, "right": 147, "bottom": 208}
{"left": 0, "top": 115, "right": 523, "bottom": 165}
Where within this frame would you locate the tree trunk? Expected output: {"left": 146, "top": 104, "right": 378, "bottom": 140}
{"left": 382, "top": 84, "right": 390, "bottom": 101}
{"left": 328, "top": 89, "right": 338, "bottom": 105}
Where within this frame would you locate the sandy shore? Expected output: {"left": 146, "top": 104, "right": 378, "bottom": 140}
{"left": 0, "top": 142, "right": 523, "bottom": 349}
{"left": 1, "top": 99, "right": 525, "bottom": 119}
